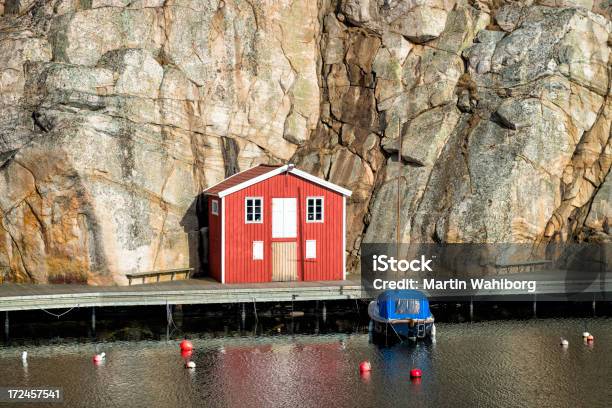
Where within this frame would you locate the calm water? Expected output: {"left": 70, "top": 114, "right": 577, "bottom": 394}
{"left": 1, "top": 317, "right": 611, "bottom": 407}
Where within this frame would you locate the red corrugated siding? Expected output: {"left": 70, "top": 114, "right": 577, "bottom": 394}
{"left": 223, "top": 172, "right": 343, "bottom": 283}
{"left": 208, "top": 197, "right": 222, "bottom": 281}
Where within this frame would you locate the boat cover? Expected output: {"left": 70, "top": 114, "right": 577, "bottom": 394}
{"left": 376, "top": 290, "right": 432, "bottom": 320}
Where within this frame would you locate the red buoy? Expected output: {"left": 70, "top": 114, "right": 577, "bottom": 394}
{"left": 587, "top": 335, "right": 594, "bottom": 342}
{"left": 181, "top": 349, "right": 193, "bottom": 359}
{"left": 410, "top": 368, "right": 422, "bottom": 378}
{"left": 93, "top": 355, "right": 102, "bottom": 364}
{"left": 359, "top": 361, "right": 371, "bottom": 373}
{"left": 180, "top": 340, "right": 193, "bottom": 352}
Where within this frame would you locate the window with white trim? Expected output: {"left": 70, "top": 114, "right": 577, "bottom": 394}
{"left": 306, "top": 197, "right": 323, "bottom": 222}
{"left": 245, "top": 197, "right": 263, "bottom": 223}
{"left": 252, "top": 241, "right": 263, "bottom": 260}
{"left": 305, "top": 240, "right": 316, "bottom": 259}
{"left": 211, "top": 199, "right": 219, "bottom": 216}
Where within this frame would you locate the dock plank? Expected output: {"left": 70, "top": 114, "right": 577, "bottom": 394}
{"left": 1, "top": 271, "right": 612, "bottom": 311}
{"left": 0, "top": 279, "right": 363, "bottom": 311}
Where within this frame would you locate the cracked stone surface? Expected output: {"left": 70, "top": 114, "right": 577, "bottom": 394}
{"left": 0, "top": 0, "right": 320, "bottom": 284}
{"left": 0, "top": 0, "right": 610, "bottom": 284}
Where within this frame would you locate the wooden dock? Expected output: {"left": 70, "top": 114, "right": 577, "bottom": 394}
{"left": 423, "top": 271, "right": 612, "bottom": 301}
{"left": 1, "top": 271, "right": 611, "bottom": 313}
{"left": 0, "top": 279, "right": 362, "bottom": 312}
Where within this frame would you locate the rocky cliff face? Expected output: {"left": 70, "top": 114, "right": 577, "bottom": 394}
{"left": 0, "top": 0, "right": 609, "bottom": 284}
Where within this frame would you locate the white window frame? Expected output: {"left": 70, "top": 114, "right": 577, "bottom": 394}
{"left": 252, "top": 241, "right": 264, "bottom": 260}
{"left": 211, "top": 199, "right": 219, "bottom": 216}
{"left": 306, "top": 196, "right": 324, "bottom": 223}
{"left": 245, "top": 197, "right": 263, "bottom": 224}
{"left": 305, "top": 240, "right": 316, "bottom": 259}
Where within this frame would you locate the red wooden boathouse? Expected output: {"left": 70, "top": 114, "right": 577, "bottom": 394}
{"left": 204, "top": 164, "right": 352, "bottom": 283}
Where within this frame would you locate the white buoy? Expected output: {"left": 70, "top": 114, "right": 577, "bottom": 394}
{"left": 185, "top": 361, "right": 196, "bottom": 369}
{"left": 560, "top": 338, "right": 569, "bottom": 346}
{"left": 21, "top": 351, "right": 27, "bottom": 362}
{"left": 582, "top": 332, "right": 590, "bottom": 338}
{"left": 431, "top": 323, "right": 436, "bottom": 337}
{"left": 99, "top": 352, "right": 106, "bottom": 359}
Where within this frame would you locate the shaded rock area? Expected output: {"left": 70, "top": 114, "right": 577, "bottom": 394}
{"left": 0, "top": 0, "right": 320, "bottom": 284}
{"left": 0, "top": 0, "right": 609, "bottom": 284}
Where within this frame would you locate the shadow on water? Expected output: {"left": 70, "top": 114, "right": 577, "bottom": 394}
{"left": 3, "top": 300, "right": 612, "bottom": 347}
{"left": 2, "top": 300, "right": 365, "bottom": 346}
{"left": 3, "top": 302, "right": 612, "bottom": 407}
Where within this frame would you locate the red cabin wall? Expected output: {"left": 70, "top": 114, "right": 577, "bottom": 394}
{"left": 223, "top": 173, "right": 344, "bottom": 283}
{"left": 208, "top": 197, "right": 222, "bottom": 282}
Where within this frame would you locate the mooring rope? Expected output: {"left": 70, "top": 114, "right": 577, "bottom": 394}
{"left": 252, "top": 297, "right": 258, "bottom": 322}
{"left": 165, "top": 301, "right": 181, "bottom": 333}
{"left": 388, "top": 321, "right": 404, "bottom": 343}
{"left": 40, "top": 305, "right": 79, "bottom": 319}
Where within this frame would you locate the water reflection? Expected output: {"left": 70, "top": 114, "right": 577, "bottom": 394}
{"left": 1, "top": 318, "right": 610, "bottom": 407}
{"left": 1, "top": 302, "right": 612, "bottom": 407}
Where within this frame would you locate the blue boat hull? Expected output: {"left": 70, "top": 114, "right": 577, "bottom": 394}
{"left": 368, "top": 300, "right": 435, "bottom": 340}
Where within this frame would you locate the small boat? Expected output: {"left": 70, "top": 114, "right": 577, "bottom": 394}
{"left": 368, "top": 290, "right": 435, "bottom": 340}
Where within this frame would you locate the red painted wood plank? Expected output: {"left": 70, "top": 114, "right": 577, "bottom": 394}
{"left": 219, "top": 172, "right": 344, "bottom": 283}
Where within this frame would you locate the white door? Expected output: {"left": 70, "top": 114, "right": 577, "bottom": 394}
{"left": 272, "top": 198, "right": 297, "bottom": 238}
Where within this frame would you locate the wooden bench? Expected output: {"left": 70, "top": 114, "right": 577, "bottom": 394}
{"left": 126, "top": 267, "right": 194, "bottom": 285}
{"left": 495, "top": 260, "right": 552, "bottom": 274}
{"left": 0, "top": 266, "right": 9, "bottom": 284}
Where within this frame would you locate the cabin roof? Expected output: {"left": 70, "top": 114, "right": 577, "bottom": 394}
{"left": 203, "top": 164, "right": 352, "bottom": 198}
{"left": 203, "top": 164, "right": 282, "bottom": 196}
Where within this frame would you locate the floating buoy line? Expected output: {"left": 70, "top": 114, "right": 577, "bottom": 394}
{"left": 410, "top": 368, "right": 422, "bottom": 378}
{"left": 93, "top": 352, "right": 106, "bottom": 364}
{"left": 180, "top": 340, "right": 193, "bottom": 352}
{"left": 359, "top": 361, "right": 371, "bottom": 373}
{"left": 180, "top": 339, "right": 195, "bottom": 369}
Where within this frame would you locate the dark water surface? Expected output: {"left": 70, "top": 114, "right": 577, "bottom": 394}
{"left": 1, "top": 317, "right": 611, "bottom": 408}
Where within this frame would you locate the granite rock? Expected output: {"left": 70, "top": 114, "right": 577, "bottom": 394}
{"left": 0, "top": 0, "right": 610, "bottom": 283}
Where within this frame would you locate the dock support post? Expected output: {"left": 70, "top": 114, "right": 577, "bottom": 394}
{"left": 252, "top": 298, "right": 258, "bottom": 322}
{"left": 322, "top": 302, "right": 327, "bottom": 323}
{"left": 469, "top": 298, "right": 474, "bottom": 321}
{"left": 165, "top": 302, "right": 171, "bottom": 341}
{"left": 241, "top": 303, "right": 246, "bottom": 327}
{"left": 91, "top": 306, "right": 96, "bottom": 335}
{"left": 533, "top": 295, "right": 537, "bottom": 318}
{"left": 4, "top": 311, "right": 8, "bottom": 340}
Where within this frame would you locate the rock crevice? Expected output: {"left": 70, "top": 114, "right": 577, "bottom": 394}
{"left": 0, "top": 0, "right": 609, "bottom": 283}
